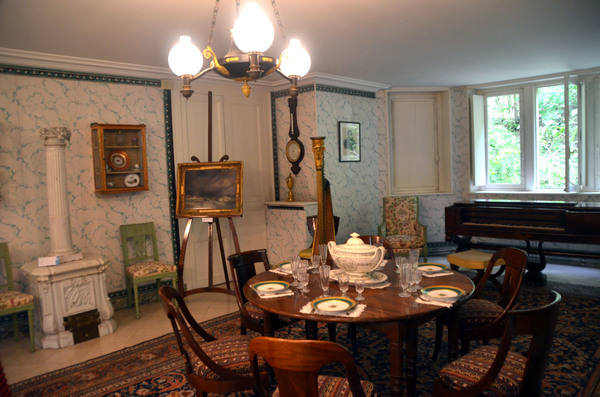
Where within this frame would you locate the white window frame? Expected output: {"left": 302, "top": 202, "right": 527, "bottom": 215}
{"left": 470, "top": 70, "right": 600, "bottom": 194}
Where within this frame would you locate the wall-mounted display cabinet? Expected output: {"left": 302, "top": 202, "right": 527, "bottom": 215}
{"left": 91, "top": 123, "right": 149, "bottom": 194}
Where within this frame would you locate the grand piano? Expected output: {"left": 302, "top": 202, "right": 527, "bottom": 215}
{"left": 445, "top": 200, "right": 600, "bottom": 284}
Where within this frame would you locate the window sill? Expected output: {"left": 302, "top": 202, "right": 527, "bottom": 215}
{"left": 470, "top": 190, "right": 600, "bottom": 198}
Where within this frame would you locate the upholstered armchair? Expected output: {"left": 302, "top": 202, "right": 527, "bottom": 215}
{"left": 379, "top": 196, "right": 428, "bottom": 260}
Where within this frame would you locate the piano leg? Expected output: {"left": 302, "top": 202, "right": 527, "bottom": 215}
{"left": 524, "top": 241, "right": 548, "bottom": 286}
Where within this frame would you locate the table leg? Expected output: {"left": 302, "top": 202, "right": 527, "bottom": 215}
{"left": 263, "top": 310, "right": 275, "bottom": 337}
{"left": 305, "top": 320, "right": 318, "bottom": 340}
{"left": 405, "top": 328, "right": 418, "bottom": 396}
{"left": 389, "top": 338, "right": 403, "bottom": 396}
{"left": 447, "top": 308, "right": 460, "bottom": 362}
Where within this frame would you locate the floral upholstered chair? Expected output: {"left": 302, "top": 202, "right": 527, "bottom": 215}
{"left": 0, "top": 242, "right": 35, "bottom": 352}
{"left": 120, "top": 222, "right": 177, "bottom": 319}
{"left": 379, "top": 196, "right": 428, "bottom": 260}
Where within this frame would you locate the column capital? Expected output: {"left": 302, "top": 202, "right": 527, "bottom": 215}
{"left": 40, "top": 127, "right": 71, "bottom": 143}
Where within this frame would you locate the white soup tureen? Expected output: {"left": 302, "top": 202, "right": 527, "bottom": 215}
{"left": 328, "top": 233, "right": 385, "bottom": 278}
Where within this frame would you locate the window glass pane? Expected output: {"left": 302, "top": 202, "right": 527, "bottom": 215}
{"left": 536, "top": 85, "right": 565, "bottom": 189}
{"left": 568, "top": 82, "right": 579, "bottom": 186}
{"left": 487, "top": 94, "right": 521, "bottom": 184}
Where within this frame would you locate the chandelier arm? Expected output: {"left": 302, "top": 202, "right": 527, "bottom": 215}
{"left": 203, "top": 46, "right": 230, "bottom": 77}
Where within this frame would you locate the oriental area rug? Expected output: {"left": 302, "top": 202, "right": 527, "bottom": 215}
{"left": 10, "top": 283, "right": 600, "bottom": 397}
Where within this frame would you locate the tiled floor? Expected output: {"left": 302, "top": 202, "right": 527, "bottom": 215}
{"left": 1, "top": 256, "right": 599, "bottom": 386}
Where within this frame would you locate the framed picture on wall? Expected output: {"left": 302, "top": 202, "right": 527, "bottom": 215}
{"left": 176, "top": 161, "right": 243, "bottom": 218}
{"left": 338, "top": 121, "right": 361, "bottom": 162}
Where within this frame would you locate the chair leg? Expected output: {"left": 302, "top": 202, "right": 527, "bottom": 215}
{"left": 27, "top": 308, "right": 35, "bottom": 352}
{"left": 133, "top": 281, "right": 140, "bottom": 320}
{"left": 156, "top": 279, "right": 162, "bottom": 302}
{"left": 11, "top": 313, "right": 18, "bottom": 342}
{"left": 349, "top": 324, "right": 358, "bottom": 354}
{"left": 431, "top": 316, "right": 444, "bottom": 360}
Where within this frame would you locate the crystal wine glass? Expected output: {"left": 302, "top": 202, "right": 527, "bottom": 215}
{"left": 319, "top": 264, "right": 330, "bottom": 297}
{"left": 319, "top": 243, "right": 328, "bottom": 267}
{"left": 355, "top": 278, "right": 366, "bottom": 301}
{"left": 398, "top": 264, "right": 411, "bottom": 297}
{"left": 311, "top": 254, "right": 321, "bottom": 273}
{"left": 290, "top": 256, "right": 300, "bottom": 287}
{"left": 395, "top": 256, "right": 407, "bottom": 273}
{"left": 338, "top": 272, "right": 350, "bottom": 297}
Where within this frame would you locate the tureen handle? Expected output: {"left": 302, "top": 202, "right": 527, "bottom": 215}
{"left": 374, "top": 246, "right": 385, "bottom": 268}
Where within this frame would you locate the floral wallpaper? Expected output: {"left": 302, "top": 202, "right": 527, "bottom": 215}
{"left": 0, "top": 73, "right": 173, "bottom": 293}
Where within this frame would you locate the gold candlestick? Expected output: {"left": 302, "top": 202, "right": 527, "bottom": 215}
{"left": 286, "top": 173, "right": 295, "bottom": 202}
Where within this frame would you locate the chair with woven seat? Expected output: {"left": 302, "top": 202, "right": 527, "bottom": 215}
{"left": 120, "top": 222, "right": 177, "bottom": 319}
{"left": 433, "top": 290, "right": 561, "bottom": 397}
{"left": 159, "top": 285, "right": 267, "bottom": 396}
{"left": 0, "top": 242, "right": 35, "bottom": 352}
{"left": 379, "top": 196, "right": 428, "bottom": 260}
{"left": 431, "top": 247, "right": 528, "bottom": 361}
{"left": 249, "top": 336, "right": 376, "bottom": 397}
{"left": 227, "top": 249, "right": 277, "bottom": 335}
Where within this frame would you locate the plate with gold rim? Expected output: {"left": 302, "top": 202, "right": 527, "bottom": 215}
{"left": 276, "top": 261, "right": 292, "bottom": 273}
{"left": 251, "top": 280, "right": 290, "bottom": 293}
{"left": 421, "top": 285, "right": 465, "bottom": 302}
{"left": 418, "top": 263, "right": 449, "bottom": 272}
{"left": 312, "top": 296, "right": 357, "bottom": 313}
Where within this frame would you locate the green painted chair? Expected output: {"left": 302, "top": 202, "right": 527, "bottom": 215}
{"left": 0, "top": 242, "right": 35, "bottom": 352}
{"left": 120, "top": 222, "right": 177, "bottom": 320}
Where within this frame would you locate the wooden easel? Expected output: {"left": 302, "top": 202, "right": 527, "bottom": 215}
{"left": 177, "top": 92, "right": 239, "bottom": 297}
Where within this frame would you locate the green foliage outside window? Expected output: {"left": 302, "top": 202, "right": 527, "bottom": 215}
{"left": 487, "top": 94, "right": 521, "bottom": 184}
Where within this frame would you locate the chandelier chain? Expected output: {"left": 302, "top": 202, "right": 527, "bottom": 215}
{"left": 207, "top": 0, "right": 221, "bottom": 47}
{"left": 271, "top": 0, "right": 288, "bottom": 44}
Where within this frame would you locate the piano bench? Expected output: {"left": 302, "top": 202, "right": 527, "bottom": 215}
{"left": 448, "top": 250, "right": 505, "bottom": 291}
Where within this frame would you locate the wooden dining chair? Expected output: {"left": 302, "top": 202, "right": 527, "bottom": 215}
{"left": 0, "top": 242, "right": 35, "bottom": 352}
{"left": 431, "top": 247, "right": 528, "bottom": 360}
{"left": 433, "top": 290, "right": 561, "bottom": 397}
{"left": 249, "top": 336, "right": 377, "bottom": 397}
{"left": 158, "top": 285, "right": 268, "bottom": 396}
{"left": 227, "top": 249, "right": 275, "bottom": 335}
{"left": 120, "top": 222, "right": 177, "bottom": 319}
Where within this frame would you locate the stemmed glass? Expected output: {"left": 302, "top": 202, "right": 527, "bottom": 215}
{"left": 319, "top": 264, "right": 330, "bottom": 297}
{"left": 408, "top": 268, "right": 423, "bottom": 293}
{"left": 395, "top": 256, "right": 407, "bottom": 273}
{"left": 290, "top": 255, "right": 300, "bottom": 287}
{"left": 355, "top": 278, "right": 366, "bottom": 301}
{"left": 398, "top": 263, "right": 411, "bottom": 297}
{"left": 408, "top": 248, "right": 420, "bottom": 268}
{"left": 310, "top": 254, "right": 321, "bottom": 274}
{"left": 338, "top": 272, "right": 350, "bottom": 297}
{"left": 319, "top": 244, "right": 328, "bottom": 267}
{"left": 298, "top": 262, "right": 309, "bottom": 293}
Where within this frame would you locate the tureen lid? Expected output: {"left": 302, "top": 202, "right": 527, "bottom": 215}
{"left": 334, "top": 232, "right": 378, "bottom": 254}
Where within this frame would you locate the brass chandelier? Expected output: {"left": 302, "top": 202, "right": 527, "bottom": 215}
{"left": 168, "top": 0, "right": 311, "bottom": 99}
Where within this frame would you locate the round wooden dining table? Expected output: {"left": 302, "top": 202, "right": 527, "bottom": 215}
{"left": 243, "top": 260, "right": 474, "bottom": 397}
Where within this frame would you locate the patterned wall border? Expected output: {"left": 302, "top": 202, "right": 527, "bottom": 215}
{"left": 0, "top": 64, "right": 162, "bottom": 87}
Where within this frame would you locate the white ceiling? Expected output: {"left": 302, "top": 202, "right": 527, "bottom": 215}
{"left": 1, "top": 0, "right": 600, "bottom": 88}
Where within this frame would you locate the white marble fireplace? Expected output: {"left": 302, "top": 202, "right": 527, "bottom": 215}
{"left": 22, "top": 255, "right": 116, "bottom": 349}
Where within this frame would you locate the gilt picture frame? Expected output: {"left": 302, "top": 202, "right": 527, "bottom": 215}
{"left": 176, "top": 161, "right": 243, "bottom": 218}
{"left": 338, "top": 121, "right": 361, "bottom": 162}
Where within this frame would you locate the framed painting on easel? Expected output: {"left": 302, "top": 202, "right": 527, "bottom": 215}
{"left": 176, "top": 161, "right": 243, "bottom": 218}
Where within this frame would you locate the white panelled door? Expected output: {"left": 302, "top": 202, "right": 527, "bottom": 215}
{"left": 171, "top": 83, "right": 274, "bottom": 291}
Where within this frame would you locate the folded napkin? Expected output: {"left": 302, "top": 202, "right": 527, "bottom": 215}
{"left": 257, "top": 290, "right": 294, "bottom": 299}
{"left": 300, "top": 302, "right": 366, "bottom": 318}
{"left": 415, "top": 296, "right": 454, "bottom": 308}
{"left": 422, "top": 271, "right": 453, "bottom": 278}
{"left": 269, "top": 269, "right": 291, "bottom": 276}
